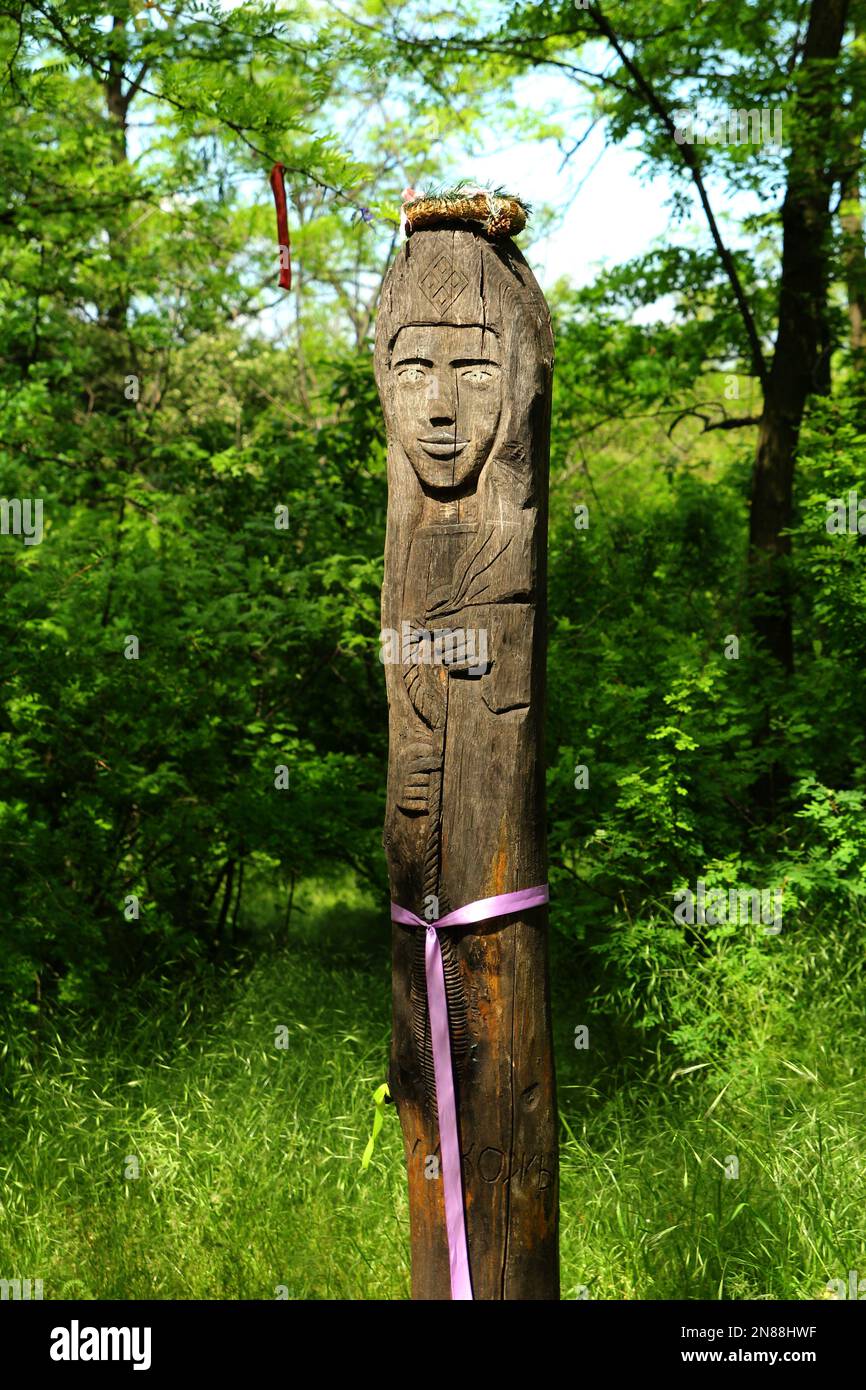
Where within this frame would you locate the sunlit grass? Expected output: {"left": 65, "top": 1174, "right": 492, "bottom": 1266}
{"left": 0, "top": 878, "right": 863, "bottom": 1300}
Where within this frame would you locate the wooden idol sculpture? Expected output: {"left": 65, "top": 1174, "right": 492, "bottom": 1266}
{"left": 375, "top": 188, "right": 558, "bottom": 1300}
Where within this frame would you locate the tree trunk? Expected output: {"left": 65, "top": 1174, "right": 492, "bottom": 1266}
{"left": 105, "top": 12, "right": 132, "bottom": 339}
{"left": 748, "top": 0, "right": 850, "bottom": 674}
{"left": 841, "top": 5, "right": 866, "bottom": 359}
{"left": 376, "top": 219, "right": 559, "bottom": 1299}
{"left": 841, "top": 166, "right": 866, "bottom": 355}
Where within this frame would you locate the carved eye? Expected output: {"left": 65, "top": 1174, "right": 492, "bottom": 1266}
{"left": 461, "top": 366, "right": 494, "bottom": 383}
{"left": 398, "top": 366, "right": 426, "bottom": 383}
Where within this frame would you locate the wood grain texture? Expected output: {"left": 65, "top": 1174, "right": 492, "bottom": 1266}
{"left": 375, "top": 226, "right": 558, "bottom": 1300}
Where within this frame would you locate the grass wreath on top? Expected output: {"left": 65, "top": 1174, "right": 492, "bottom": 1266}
{"left": 402, "top": 182, "right": 530, "bottom": 239}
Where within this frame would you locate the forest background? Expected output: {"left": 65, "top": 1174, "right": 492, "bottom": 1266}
{"left": 1, "top": 0, "right": 865, "bottom": 1300}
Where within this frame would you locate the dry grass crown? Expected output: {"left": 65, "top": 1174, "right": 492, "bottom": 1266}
{"left": 403, "top": 183, "right": 529, "bottom": 239}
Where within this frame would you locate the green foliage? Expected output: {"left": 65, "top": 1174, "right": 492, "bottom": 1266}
{"left": 0, "top": 1, "right": 410, "bottom": 1040}
{"left": 546, "top": 354, "right": 866, "bottom": 1072}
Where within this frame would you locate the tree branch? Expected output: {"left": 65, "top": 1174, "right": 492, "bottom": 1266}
{"left": 668, "top": 408, "right": 762, "bottom": 436}
{"left": 586, "top": 4, "right": 769, "bottom": 391}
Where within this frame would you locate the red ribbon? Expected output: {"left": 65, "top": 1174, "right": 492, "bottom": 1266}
{"left": 269, "top": 163, "right": 292, "bottom": 291}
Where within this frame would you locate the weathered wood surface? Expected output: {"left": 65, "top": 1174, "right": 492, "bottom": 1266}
{"left": 375, "top": 226, "right": 558, "bottom": 1300}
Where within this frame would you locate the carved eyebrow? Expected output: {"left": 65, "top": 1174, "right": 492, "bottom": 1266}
{"left": 392, "top": 355, "right": 502, "bottom": 369}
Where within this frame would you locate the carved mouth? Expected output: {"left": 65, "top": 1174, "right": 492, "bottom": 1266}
{"left": 419, "top": 435, "right": 469, "bottom": 459}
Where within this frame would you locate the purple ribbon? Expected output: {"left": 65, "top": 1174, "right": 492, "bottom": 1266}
{"left": 390, "top": 884, "right": 550, "bottom": 1301}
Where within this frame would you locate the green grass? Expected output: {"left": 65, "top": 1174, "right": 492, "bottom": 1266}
{"left": 0, "top": 878, "right": 864, "bottom": 1299}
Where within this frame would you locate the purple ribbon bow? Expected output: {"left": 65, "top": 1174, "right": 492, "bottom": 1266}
{"left": 390, "top": 884, "right": 550, "bottom": 1300}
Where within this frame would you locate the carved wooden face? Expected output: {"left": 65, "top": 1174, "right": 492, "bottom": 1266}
{"left": 389, "top": 325, "right": 502, "bottom": 493}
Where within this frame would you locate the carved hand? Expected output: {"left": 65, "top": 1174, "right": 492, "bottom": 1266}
{"left": 396, "top": 737, "right": 442, "bottom": 814}
{"left": 402, "top": 622, "right": 448, "bottom": 729}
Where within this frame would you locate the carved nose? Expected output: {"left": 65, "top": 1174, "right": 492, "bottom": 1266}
{"left": 428, "top": 375, "right": 456, "bottom": 422}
